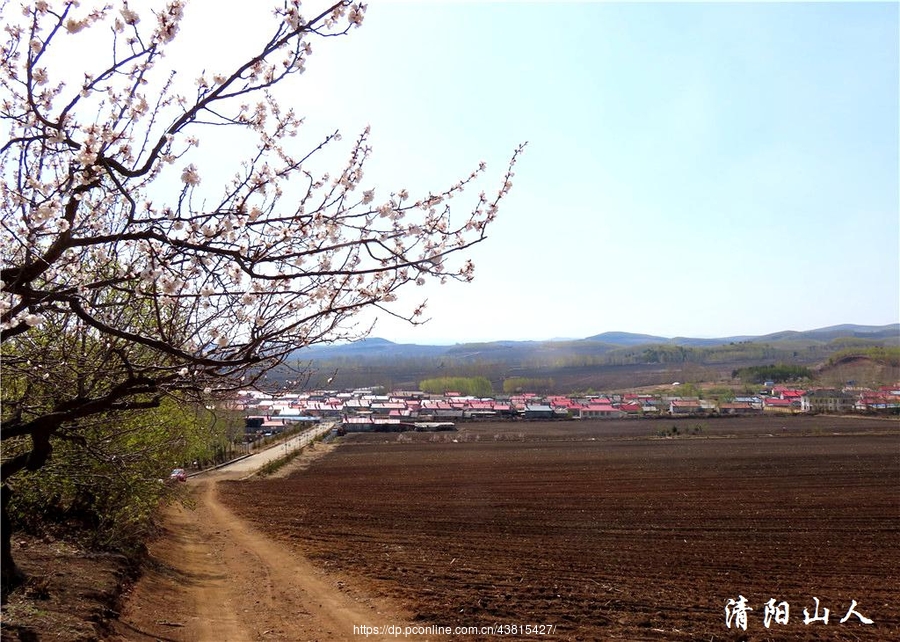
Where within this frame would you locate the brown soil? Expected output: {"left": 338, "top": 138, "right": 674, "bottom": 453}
{"left": 3, "top": 416, "right": 898, "bottom": 641}
{"left": 1, "top": 538, "right": 132, "bottom": 642}
{"left": 219, "top": 416, "right": 900, "bottom": 641}
{"left": 2, "top": 438, "right": 409, "bottom": 642}
{"left": 103, "top": 443, "right": 410, "bottom": 641}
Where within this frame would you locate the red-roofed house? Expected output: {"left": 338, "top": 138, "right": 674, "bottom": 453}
{"left": 669, "top": 399, "right": 703, "bottom": 415}
{"left": 855, "top": 393, "right": 900, "bottom": 412}
{"left": 763, "top": 397, "right": 798, "bottom": 413}
{"left": 574, "top": 404, "right": 626, "bottom": 419}
{"left": 548, "top": 397, "right": 582, "bottom": 415}
{"left": 617, "top": 402, "right": 643, "bottom": 416}
{"left": 773, "top": 388, "right": 806, "bottom": 401}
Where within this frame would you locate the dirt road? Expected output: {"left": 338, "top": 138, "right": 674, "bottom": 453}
{"left": 109, "top": 428, "right": 414, "bottom": 642}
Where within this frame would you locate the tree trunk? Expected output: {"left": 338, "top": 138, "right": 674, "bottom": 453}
{"left": 1, "top": 484, "right": 25, "bottom": 602}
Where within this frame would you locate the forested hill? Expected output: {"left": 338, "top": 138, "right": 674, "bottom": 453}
{"left": 285, "top": 324, "right": 899, "bottom": 392}
{"left": 296, "top": 324, "right": 899, "bottom": 361}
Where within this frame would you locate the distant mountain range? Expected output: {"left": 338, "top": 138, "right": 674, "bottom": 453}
{"left": 296, "top": 323, "right": 900, "bottom": 361}
{"left": 284, "top": 323, "right": 899, "bottom": 392}
{"left": 584, "top": 324, "right": 900, "bottom": 347}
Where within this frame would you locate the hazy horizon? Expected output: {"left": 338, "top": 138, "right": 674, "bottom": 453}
{"left": 362, "top": 322, "right": 900, "bottom": 347}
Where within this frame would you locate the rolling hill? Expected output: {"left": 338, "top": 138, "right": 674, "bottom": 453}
{"left": 286, "top": 324, "right": 899, "bottom": 392}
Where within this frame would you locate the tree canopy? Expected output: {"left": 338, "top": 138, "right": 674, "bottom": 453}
{"left": 0, "top": 0, "right": 522, "bottom": 591}
{"left": 419, "top": 376, "right": 493, "bottom": 398}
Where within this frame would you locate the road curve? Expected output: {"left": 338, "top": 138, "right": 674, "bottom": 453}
{"left": 108, "top": 423, "right": 415, "bottom": 642}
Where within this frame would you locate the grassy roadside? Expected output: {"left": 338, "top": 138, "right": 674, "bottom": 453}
{"left": 0, "top": 428, "right": 332, "bottom": 640}
{"left": 255, "top": 432, "right": 329, "bottom": 477}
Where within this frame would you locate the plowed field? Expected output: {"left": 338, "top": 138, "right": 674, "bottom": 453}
{"left": 219, "top": 416, "right": 899, "bottom": 640}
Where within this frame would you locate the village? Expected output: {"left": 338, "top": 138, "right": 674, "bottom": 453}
{"left": 236, "top": 383, "right": 900, "bottom": 437}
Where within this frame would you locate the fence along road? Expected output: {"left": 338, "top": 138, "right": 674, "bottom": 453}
{"left": 201, "top": 420, "right": 337, "bottom": 478}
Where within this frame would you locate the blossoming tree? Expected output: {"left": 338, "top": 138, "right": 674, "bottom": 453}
{"left": 0, "top": 0, "right": 523, "bottom": 590}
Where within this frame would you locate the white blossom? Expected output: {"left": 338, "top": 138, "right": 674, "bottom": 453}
{"left": 65, "top": 19, "right": 88, "bottom": 34}
{"left": 0, "top": 0, "right": 523, "bottom": 499}
{"left": 181, "top": 164, "right": 201, "bottom": 186}
{"left": 348, "top": 3, "right": 366, "bottom": 27}
{"left": 31, "top": 203, "right": 56, "bottom": 225}
{"left": 120, "top": 6, "right": 140, "bottom": 25}
{"left": 160, "top": 276, "right": 183, "bottom": 295}
{"left": 23, "top": 313, "right": 44, "bottom": 328}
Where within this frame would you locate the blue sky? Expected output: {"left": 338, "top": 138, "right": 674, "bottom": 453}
{"left": 186, "top": 1, "right": 899, "bottom": 343}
